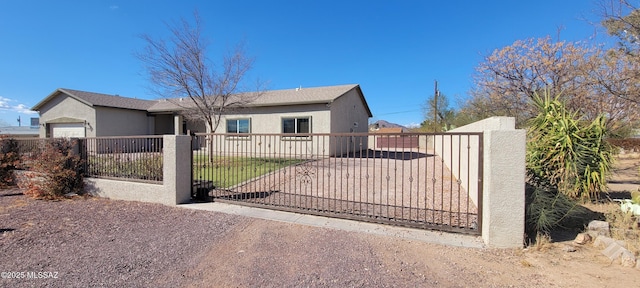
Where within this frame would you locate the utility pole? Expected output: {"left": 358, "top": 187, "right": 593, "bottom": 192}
{"left": 434, "top": 80, "right": 439, "bottom": 132}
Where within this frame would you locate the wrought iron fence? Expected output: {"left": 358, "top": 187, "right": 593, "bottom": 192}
{"left": 10, "top": 136, "right": 164, "bottom": 182}
{"left": 192, "top": 132, "right": 483, "bottom": 234}
{"left": 10, "top": 138, "right": 50, "bottom": 155}
{"left": 79, "top": 136, "right": 164, "bottom": 182}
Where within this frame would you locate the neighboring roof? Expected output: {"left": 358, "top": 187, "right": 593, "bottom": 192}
{"left": 32, "top": 88, "right": 156, "bottom": 111}
{"left": 0, "top": 126, "right": 39, "bottom": 136}
{"left": 33, "top": 84, "right": 373, "bottom": 117}
{"left": 371, "top": 127, "right": 404, "bottom": 133}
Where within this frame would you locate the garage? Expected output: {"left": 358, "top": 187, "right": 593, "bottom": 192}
{"left": 50, "top": 123, "right": 85, "bottom": 138}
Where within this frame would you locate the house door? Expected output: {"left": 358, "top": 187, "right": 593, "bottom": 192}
{"left": 51, "top": 123, "right": 85, "bottom": 138}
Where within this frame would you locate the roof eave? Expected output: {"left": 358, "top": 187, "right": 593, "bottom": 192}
{"left": 31, "top": 88, "right": 94, "bottom": 111}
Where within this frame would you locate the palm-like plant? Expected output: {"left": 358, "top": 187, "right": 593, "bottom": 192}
{"left": 526, "top": 90, "right": 613, "bottom": 201}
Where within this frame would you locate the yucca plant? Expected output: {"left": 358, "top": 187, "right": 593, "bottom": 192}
{"left": 526, "top": 90, "right": 613, "bottom": 201}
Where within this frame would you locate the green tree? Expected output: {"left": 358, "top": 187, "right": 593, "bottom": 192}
{"left": 421, "top": 92, "right": 457, "bottom": 132}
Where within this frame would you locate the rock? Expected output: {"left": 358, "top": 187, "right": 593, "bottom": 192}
{"left": 588, "top": 220, "right": 611, "bottom": 237}
{"left": 620, "top": 250, "right": 637, "bottom": 268}
{"left": 593, "top": 235, "right": 615, "bottom": 248}
{"left": 562, "top": 244, "right": 577, "bottom": 252}
{"left": 602, "top": 242, "right": 627, "bottom": 260}
{"left": 573, "top": 233, "right": 591, "bottom": 245}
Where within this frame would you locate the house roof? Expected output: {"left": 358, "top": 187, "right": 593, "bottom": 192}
{"left": 148, "top": 84, "right": 373, "bottom": 117}
{"left": 32, "top": 88, "right": 156, "bottom": 111}
{"left": 33, "top": 84, "right": 373, "bottom": 117}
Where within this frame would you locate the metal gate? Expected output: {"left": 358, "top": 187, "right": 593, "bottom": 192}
{"left": 191, "top": 132, "right": 483, "bottom": 235}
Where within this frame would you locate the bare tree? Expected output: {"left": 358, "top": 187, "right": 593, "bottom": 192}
{"left": 466, "top": 36, "right": 639, "bottom": 133}
{"left": 137, "top": 12, "right": 261, "bottom": 133}
{"left": 600, "top": 0, "right": 640, "bottom": 53}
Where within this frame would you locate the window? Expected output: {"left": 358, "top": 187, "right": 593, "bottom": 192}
{"left": 282, "top": 117, "right": 310, "bottom": 134}
{"left": 226, "top": 119, "right": 250, "bottom": 134}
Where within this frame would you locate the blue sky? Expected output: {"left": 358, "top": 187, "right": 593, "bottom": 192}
{"left": 0, "top": 0, "right": 608, "bottom": 127}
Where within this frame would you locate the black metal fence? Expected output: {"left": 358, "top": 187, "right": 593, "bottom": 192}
{"left": 10, "top": 136, "right": 164, "bottom": 182}
{"left": 192, "top": 132, "right": 483, "bottom": 234}
{"left": 79, "top": 136, "right": 164, "bottom": 182}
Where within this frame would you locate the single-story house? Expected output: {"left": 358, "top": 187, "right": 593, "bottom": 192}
{"left": 32, "top": 84, "right": 373, "bottom": 156}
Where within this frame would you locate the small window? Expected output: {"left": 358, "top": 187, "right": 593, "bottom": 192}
{"left": 227, "top": 119, "right": 250, "bottom": 134}
{"left": 282, "top": 117, "right": 310, "bottom": 134}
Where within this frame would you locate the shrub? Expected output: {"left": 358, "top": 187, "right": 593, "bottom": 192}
{"left": 525, "top": 90, "right": 611, "bottom": 238}
{"left": 23, "top": 138, "right": 84, "bottom": 199}
{"left": 526, "top": 90, "right": 613, "bottom": 201}
{"left": 0, "top": 137, "right": 20, "bottom": 187}
{"left": 88, "top": 153, "right": 163, "bottom": 181}
{"left": 525, "top": 182, "right": 603, "bottom": 236}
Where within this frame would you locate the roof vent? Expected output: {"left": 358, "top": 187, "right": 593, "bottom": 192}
{"left": 296, "top": 85, "right": 302, "bottom": 91}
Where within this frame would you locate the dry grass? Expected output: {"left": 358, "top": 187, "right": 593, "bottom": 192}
{"left": 605, "top": 203, "right": 640, "bottom": 255}
{"left": 527, "top": 232, "right": 554, "bottom": 252}
{"left": 585, "top": 201, "right": 640, "bottom": 255}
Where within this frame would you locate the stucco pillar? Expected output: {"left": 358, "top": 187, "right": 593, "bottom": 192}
{"left": 481, "top": 129, "right": 526, "bottom": 248}
{"left": 163, "top": 135, "right": 192, "bottom": 204}
{"left": 173, "top": 114, "right": 183, "bottom": 135}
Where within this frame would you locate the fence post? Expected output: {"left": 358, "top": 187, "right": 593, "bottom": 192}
{"left": 439, "top": 116, "right": 525, "bottom": 248}
{"left": 163, "top": 135, "right": 192, "bottom": 205}
{"left": 481, "top": 129, "right": 526, "bottom": 248}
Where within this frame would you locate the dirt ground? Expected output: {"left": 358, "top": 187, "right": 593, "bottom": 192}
{"left": 1, "top": 157, "right": 639, "bottom": 287}
{"left": 172, "top": 156, "right": 640, "bottom": 287}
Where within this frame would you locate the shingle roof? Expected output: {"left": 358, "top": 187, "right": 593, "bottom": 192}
{"left": 147, "top": 84, "right": 372, "bottom": 116}
{"left": 33, "top": 84, "right": 372, "bottom": 117}
{"left": 32, "top": 88, "right": 156, "bottom": 111}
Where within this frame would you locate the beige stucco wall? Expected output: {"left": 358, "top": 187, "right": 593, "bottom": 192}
{"left": 36, "top": 93, "right": 96, "bottom": 138}
{"left": 435, "top": 116, "right": 525, "bottom": 248}
{"left": 329, "top": 88, "right": 370, "bottom": 154}
{"left": 94, "top": 106, "right": 150, "bottom": 136}
{"left": 330, "top": 89, "right": 370, "bottom": 134}
{"left": 201, "top": 104, "right": 332, "bottom": 157}
{"left": 85, "top": 135, "right": 192, "bottom": 205}
{"left": 212, "top": 104, "right": 331, "bottom": 134}
{"left": 202, "top": 89, "right": 371, "bottom": 157}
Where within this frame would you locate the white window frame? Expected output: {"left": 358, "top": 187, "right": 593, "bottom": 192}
{"left": 226, "top": 118, "right": 251, "bottom": 136}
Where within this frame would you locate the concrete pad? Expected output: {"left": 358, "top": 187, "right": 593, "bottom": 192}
{"left": 180, "top": 202, "right": 485, "bottom": 249}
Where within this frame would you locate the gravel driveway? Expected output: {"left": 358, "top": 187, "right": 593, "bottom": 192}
{"left": 2, "top": 188, "right": 638, "bottom": 287}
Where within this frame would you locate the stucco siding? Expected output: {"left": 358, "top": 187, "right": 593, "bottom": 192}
{"left": 329, "top": 88, "right": 370, "bottom": 154}
{"left": 212, "top": 104, "right": 331, "bottom": 134}
{"left": 95, "top": 107, "right": 150, "bottom": 136}
{"left": 36, "top": 93, "right": 96, "bottom": 137}
{"left": 330, "top": 89, "right": 370, "bottom": 134}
